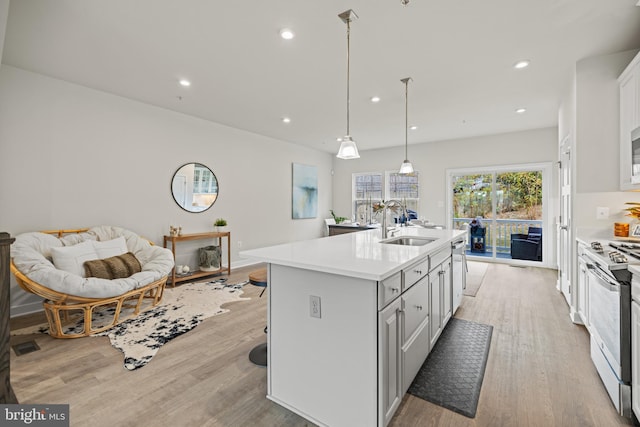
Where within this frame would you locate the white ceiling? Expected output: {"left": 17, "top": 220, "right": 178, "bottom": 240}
{"left": 3, "top": 0, "right": 640, "bottom": 154}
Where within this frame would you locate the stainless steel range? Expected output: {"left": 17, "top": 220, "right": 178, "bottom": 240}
{"left": 583, "top": 241, "right": 634, "bottom": 417}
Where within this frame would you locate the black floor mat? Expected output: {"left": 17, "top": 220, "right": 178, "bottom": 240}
{"left": 407, "top": 318, "right": 493, "bottom": 418}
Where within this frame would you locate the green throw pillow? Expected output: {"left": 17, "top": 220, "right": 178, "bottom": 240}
{"left": 84, "top": 252, "right": 142, "bottom": 280}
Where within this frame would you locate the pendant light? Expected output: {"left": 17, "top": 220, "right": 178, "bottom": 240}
{"left": 399, "top": 77, "right": 414, "bottom": 174}
{"left": 336, "top": 9, "right": 360, "bottom": 160}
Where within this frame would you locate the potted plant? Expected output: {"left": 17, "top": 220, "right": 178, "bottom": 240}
{"left": 329, "top": 210, "right": 348, "bottom": 224}
{"left": 214, "top": 218, "right": 228, "bottom": 233}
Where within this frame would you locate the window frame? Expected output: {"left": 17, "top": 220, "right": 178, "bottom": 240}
{"left": 352, "top": 171, "right": 420, "bottom": 224}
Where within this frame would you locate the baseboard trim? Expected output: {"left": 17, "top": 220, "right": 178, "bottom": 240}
{"left": 10, "top": 301, "right": 44, "bottom": 318}
{"left": 569, "top": 309, "right": 583, "bottom": 325}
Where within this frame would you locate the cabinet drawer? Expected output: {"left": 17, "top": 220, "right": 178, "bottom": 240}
{"left": 429, "top": 246, "right": 451, "bottom": 272}
{"left": 379, "top": 272, "right": 402, "bottom": 310}
{"left": 402, "top": 317, "right": 430, "bottom": 396}
{"left": 403, "top": 257, "right": 429, "bottom": 291}
{"left": 402, "top": 275, "right": 429, "bottom": 342}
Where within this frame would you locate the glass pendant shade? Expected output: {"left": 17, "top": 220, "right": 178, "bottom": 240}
{"left": 336, "top": 136, "right": 360, "bottom": 159}
{"left": 399, "top": 77, "right": 413, "bottom": 174}
{"left": 336, "top": 10, "right": 360, "bottom": 160}
{"left": 399, "top": 159, "right": 414, "bottom": 174}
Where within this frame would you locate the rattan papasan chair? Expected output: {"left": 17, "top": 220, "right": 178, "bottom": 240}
{"left": 11, "top": 226, "right": 174, "bottom": 338}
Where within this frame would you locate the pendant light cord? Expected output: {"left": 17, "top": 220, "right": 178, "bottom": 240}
{"left": 405, "top": 79, "right": 408, "bottom": 159}
{"left": 346, "top": 18, "right": 351, "bottom": 137}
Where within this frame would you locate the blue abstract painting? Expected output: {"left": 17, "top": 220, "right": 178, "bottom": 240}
{"left": 292, "top": 163, "right": 318, "bottom": 219}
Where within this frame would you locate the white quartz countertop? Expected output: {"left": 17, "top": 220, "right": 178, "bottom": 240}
{"left": 239, "top": 227, "right": 466, "bottom": 281}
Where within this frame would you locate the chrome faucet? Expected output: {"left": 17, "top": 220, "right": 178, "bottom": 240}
{"left": 377, "top": 199, "right": 405, "bottom": 239}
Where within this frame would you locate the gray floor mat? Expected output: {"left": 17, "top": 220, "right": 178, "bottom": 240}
{"left": 407, "top": 317, "right": 493, "bottom": 418}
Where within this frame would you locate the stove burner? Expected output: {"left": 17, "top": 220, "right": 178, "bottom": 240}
{"left": 591, "top": 241, "right": 604, "bottom": 253}
{"left": 609, "top": 242, "right": 640, "bottom": 261}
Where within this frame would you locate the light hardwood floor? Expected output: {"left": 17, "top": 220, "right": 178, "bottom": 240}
{"left": 9, "top": 263, "right": 633, "bottom": 427}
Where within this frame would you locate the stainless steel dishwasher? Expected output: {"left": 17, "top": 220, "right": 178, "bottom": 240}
{"left": 452, "top": 238, "right": 467, "bottom": 314}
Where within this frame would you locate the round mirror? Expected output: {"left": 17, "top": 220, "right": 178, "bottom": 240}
{"left": 171, "top": 163, "right": 218, "bottom": 212}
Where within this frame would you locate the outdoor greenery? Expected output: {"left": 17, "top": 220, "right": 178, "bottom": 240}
{"left": 453, "top": 172, "right": 542, "bottom": 220}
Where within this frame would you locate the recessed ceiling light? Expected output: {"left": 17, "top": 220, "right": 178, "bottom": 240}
{"left": 514, "top": 60, "right": 530, "bottom": 69}
{"left": 336, "top": 137, "right": 343, "bottom": 142}
{"left": 179, "top": 79, "right": 191, "bottom": 87}
{"left": 410, "top": 125, "right": 417, "bottom": 130}
{"left": 280, "top": 29, "right": 295, "bottom": 40}
{"left": 370, "top": 96, "right": 381, "bottom": 103}
{"left": 516, "top": 108, "right": 526, "bottom": 114}
{"left": 282, "top": 117, "right": 291, "bottom": 123}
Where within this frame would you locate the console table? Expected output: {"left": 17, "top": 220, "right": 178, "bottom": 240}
{"left": 163, "top": 231, "right": 231, "bottom": 287}
{"left": 328, "top": 224, "right": 376, "bottom": 236}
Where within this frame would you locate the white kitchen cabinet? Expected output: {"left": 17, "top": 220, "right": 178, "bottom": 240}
{"left": 619, "top": 51, "right": 640, "bottom": 190}
{"left": 428, "top": 246, "right": 452, "bottom": 348}
{"left": 632, "top": 300, "right": 640, "bottom": 418}
{"left": 429, "top": 269, "right": 442, "bottom": 348}
{"left": 442, "top": 258, "right": 452, "bottom": 326}
{"left": 577, "top": 243, "right": 589, "bottom": 328}
{"left": 379, "top": 296, "right": 402, "bottom": 426}
{"left": 401, "top": 275, "right": 430, "bottom": 396}
{"left": 402, "top": 275, "right": 429, "bottom": 343}
{"left": 378, "top": 271, "right": 402, "bottom": 310}
{"left": 403, "top": 256, "right": 429, "bottom": 292}
{"left": 452, "top": 240, "right": 466, "bottom": 314}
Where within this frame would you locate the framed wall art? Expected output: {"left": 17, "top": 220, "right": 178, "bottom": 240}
{"left": 292, "top": 163, "right": 318, "bottom": 219}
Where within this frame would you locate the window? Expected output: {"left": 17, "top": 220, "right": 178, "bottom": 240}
{"left": 352, "top": 171, "right": 420, "bottom": 223}
{"left": 353, "top": 173, "right": 382, "bottom": 224}
{"left": 447, "top": 163, "right": 550, "bottom": 265}
{"left": 386, "top": 172, "right": 419, "bottom": 215}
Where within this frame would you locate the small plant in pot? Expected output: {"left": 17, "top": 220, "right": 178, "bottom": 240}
{"left": 330, "top": 210, "right": 348, "bottom": 224}
{"left": 214, "top": 218, "right": 228, "bottom": 232}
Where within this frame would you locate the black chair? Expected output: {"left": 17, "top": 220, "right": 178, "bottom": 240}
{"left": 510, "top": 227, "right": 542, "bottom": 261}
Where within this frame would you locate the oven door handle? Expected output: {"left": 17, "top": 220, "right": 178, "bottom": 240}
{"left": 586, "top": 264, "right": 620, "bottom": 291}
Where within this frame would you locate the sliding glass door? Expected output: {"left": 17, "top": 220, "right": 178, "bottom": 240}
{"left": 448, "top": 164, "right": 550, "bottom": 265}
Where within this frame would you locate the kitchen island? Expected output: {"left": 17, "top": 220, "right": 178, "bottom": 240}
{"left": 240, "top": 227, "right": 466, "bottom": 427}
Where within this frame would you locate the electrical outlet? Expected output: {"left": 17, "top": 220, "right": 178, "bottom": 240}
{"left": 596, "top": 206, "right": 610, "bottom": 220}
{"left": 237, "top": 241, "right": 242, "bottom": 248}
{"left": 309, "top": 295, "right": 321, "bottom": 319}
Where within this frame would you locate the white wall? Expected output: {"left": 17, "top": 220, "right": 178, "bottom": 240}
{"left": 0, "top": 0, "right": 8, "bottom": 63}
{"left": 573, "top": 50, "right": 640, "bottom": 229}
{"left": 0, "top": 65, "right": 333, "bottom": 315}
{"left": 332, "top": 127, "right": 558, "bottom": 226}
{"left": 576, "top": 50, "right": 638, "bottom": 193}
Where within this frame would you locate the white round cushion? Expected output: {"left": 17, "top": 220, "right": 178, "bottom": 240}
{"left": 11, "top": 226, "right": 174, "bottom": 299}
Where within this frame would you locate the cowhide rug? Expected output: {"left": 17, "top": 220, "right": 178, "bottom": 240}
{"left": 15, "top": 279, "right": 249, "bottom": 370}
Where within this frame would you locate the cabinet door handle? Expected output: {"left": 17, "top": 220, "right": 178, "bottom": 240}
{"left": 415, "top": 305, "right": 423, "bottom": 311}
{"left": 391, "top": 287, "right": 400, "bottom": 293}
{"left": 414, "top": 269, "right": 422, "bottom": 275}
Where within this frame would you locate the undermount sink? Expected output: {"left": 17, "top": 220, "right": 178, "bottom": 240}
{"left": 380, "top": 236, "right": 436, "bottom": 246}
